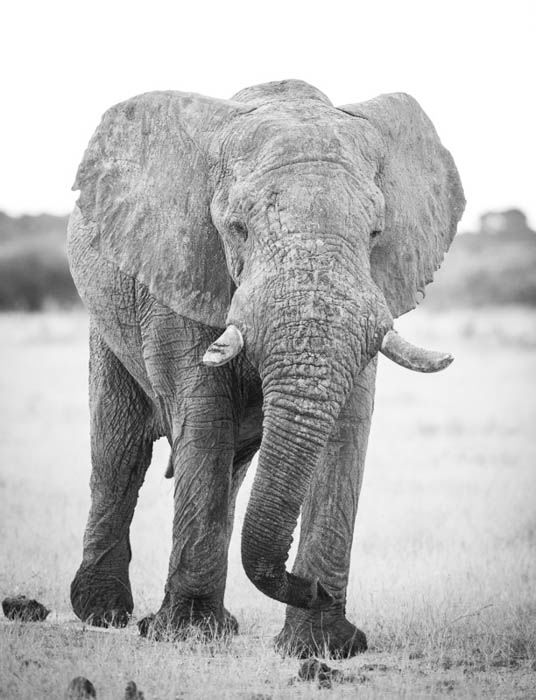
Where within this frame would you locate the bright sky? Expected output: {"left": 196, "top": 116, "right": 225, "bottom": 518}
{"left": 2, "top": 0, "right": 535, "bottom": 231}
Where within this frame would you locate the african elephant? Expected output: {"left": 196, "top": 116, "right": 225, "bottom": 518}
{"left": 67, "top": 79, "right": 464, "bottom": 658}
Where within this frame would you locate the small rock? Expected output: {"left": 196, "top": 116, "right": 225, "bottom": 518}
{"left": 2, "top": 595, "right": 50, "bottom": 622}
{"left": 65, "top": 677, "right": 96, "bottom": 699}
{"left": 298, "top": 658, "right": 342, "bottom": 689}
{"left": 124, "top": 680, "right": 144, "bottom": 699}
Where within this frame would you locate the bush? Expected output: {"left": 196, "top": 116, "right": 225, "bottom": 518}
{"left": 0, "top": 212, "right": 80, "bottom": 311}
{"left": 0, "top": 245, "right": 80, "bottom": 311}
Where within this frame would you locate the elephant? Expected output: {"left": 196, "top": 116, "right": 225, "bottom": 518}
{"left": 67, "top": 79, "right": 465, "bottom": 658}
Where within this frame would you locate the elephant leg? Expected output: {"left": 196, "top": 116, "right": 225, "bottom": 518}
{"left": 138, "top": 379, "right": 262, "bottom": 641}
{"left": 139, "top": 393, "right": 238, "bottom": 639}
{"left": 228, "top": 391, "right": 263, "bottom": 534}
{"left": 159, "top": 435, "right": 260, "bottom": 638}
{"left": 275, "top": 357, "right": 377, "bottom": 658}
{"left": 71, "top": 324, "right": 155, "bottom": 627}
{"left": 225, "top": 397, "right": 264, "bottom": 615}
{"left": 219, "top": 436, "right": 262, "bottom": 634}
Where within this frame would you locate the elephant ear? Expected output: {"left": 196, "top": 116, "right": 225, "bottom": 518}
{"left": 73, "top": 90, "right": 253, "bottom": 328}
{"left": 339, "top": 94, "right": 465, "bottom": 317}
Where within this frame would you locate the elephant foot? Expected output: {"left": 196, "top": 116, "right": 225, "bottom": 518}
{"left": 138, "top": 599, "right": 238, "bottom": 641}
{"left": 274, "top": 608, "right": 367, "bottom": 659}
{"left": 70, "top": 563, "right": 133, "bottom": 628}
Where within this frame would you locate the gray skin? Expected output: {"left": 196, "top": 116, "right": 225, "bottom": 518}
{"left": 67, "top": 80, "right": 465, "bottom": 658}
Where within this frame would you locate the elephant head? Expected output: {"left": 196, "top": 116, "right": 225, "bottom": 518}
{"left": 73, "top": 80, "right": 465, "bottom": 610}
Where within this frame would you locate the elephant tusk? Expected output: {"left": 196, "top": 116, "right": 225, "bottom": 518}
{"left": 202, "top": 325, "right": 244, "bottom": 367}
{"left": 380, "top": 329, "right": 453, "bottom": 373}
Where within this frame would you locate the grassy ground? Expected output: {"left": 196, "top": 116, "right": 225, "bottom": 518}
{"left": 1, "top": 308, "right": 535, "bottom": 698}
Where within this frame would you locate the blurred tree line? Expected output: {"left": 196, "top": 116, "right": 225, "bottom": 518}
{"left": 0, "top": 212, "right": 76, "bottom": 310}
{"left": 422, "top": 209, "right": 536, "bottom": 309}
{"left": 0, "top": 208, "right": 535, "bottom": 311}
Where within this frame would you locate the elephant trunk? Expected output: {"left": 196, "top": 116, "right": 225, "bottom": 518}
{"left": 241, "top": 395, "right": 339, "bottom": 608}
{"left": 239, "top": 282, "right": 389, "bottom": 607}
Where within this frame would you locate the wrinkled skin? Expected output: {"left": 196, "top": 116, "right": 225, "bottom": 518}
{"left": 68, "top": 80, "right": 464, "bottom": 656}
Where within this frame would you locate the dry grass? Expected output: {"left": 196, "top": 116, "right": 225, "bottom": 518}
{"left": 1, "top": 308, "right": 535, "bottom": 698}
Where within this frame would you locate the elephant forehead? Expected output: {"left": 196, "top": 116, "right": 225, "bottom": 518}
{"left": 259, "top": 123, "right": 355, "bottom": 164}
{"left": 227, "top": 109, "right": 377, "bottom": 176}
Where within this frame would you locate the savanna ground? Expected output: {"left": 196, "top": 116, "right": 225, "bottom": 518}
{"left": 0, "top": 308, "right": 535, "bottom": 699}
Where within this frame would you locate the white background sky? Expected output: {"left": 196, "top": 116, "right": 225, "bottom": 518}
{"left": 1, "top": 0, "right": 534, "bottom": 231}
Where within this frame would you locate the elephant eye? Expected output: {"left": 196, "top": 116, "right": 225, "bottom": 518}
{"left": 230, "top": 220, "right": 248, "bottom": 242}
{"left": 370, "top": 229, "right": 381, "bottom": 239}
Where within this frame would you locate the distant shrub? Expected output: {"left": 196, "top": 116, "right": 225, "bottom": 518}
{"left": 0, "top": 246, "right": 80, "bottom": 311}
{"left": 423, "top": 231, "right": 536, "bottom": 309}
{"left": 0, "top": 211, "right": 80, "bottom": 311}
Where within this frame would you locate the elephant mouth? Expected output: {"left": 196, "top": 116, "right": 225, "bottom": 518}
{"left": 203, "top": 323, "right": 453, "bottom": 373}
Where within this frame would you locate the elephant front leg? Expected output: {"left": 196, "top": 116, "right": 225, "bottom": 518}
{"left": 139, "top": 397, "right": 237, "bottom": 640}
{"left": 71, "top": 326, "right": 155, "bottom": 627}
{"left": 275, "top": 358, "right": 377, "bottom": 658}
